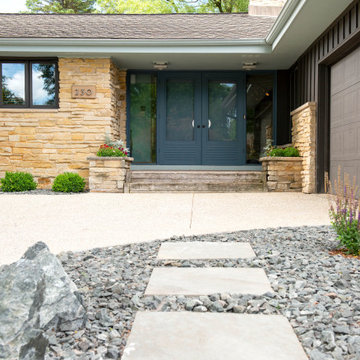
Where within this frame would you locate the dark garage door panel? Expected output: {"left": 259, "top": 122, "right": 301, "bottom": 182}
{"left": 330, "top": 46, "right": 360, "bottom": 186}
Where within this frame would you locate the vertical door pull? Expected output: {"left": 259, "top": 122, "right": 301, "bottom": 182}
{"left": 192, "top": 120, "right": 194, "bottom": 128}
{"left": 208, "top": 119, "right": 212, "bottom": 128}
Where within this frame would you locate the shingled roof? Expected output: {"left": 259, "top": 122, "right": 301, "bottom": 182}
{"left": 0, "top": 13, "right": 276, "bottom": 40}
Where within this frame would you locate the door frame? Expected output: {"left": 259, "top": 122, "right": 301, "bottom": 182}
{"left": 127, "top": 70, "right": 278, "bottom": 165}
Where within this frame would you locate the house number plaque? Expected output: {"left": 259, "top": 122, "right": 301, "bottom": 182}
{"left": 71, "top": 86, "right": 96, "bottom": 99}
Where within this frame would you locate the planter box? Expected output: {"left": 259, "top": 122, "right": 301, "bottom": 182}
{"left": 260, "top": 157, "right": 303, "bottom": 192}
{"left": 87, "top": 156, "right": 134, "bottom": 193}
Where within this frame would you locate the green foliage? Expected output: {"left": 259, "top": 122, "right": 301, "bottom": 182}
{"left": 97, "top": 136, "right": 129, "bottom": 157}
{"left": 98, "top": 0, "right": 249, "bottom": 14}
{"left": 331, "top": 218, "right": 360, "bottom": 256}
{"left": 0, "top": 172, "right": 37, "bottom": 192}
{"left": 269, "top": 147, "right": 300, "bottom": 157}
{"left": 97, "top": 146, "right": 127, "bottom": 157}
{"left": 328, "top": 170, "right": 360, "bottom": 255}
{"left": 52, "top": 172, "right": 85, "bottom": 193}
{"left": 25, "top": 0, "right": 96, "bottom": 13}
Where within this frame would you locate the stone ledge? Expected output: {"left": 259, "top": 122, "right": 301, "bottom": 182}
{"left": 290, "top": 102, "right": 316, "bottom": 116}
{"left": 260, "top": 157, "right": 303, "bottom": 162}
{"left": 87, "top": 156, "right": 134, "bottom": 161}
{"left": 0, "top": 108, "right": 60, "bottom": 113}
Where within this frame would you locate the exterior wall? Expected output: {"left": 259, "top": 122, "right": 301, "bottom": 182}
{"left": 291, "top": 102, "right": 317, "bottom": 194}
{"left": 289, "top": 0, "right": 360, "bottom": 192}
{"left": 110, "top": 63, "right": 127, "bottom": 142}
{"left": 290, "top": 0, "right": 360, "bottom": 110}
{"left": 0, "top": 58, "right": 127, "bottom": 189}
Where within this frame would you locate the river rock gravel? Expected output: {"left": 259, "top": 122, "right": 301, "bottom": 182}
{"left": 45, "top": 226, "right": 360, "bottom": 360}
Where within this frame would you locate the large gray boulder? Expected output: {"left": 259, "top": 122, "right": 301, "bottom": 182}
{"left": 0, "top": 242, "right": 86, "bottom": 360}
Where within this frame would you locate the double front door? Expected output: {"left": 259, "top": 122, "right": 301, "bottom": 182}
{"left": 157, "top": 72, "right": 246, "bottom": 165}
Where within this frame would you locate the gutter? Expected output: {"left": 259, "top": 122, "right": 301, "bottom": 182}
{"left": 0, "top": 38, "right": 271, "bottom": 55}
{"left": 266, "top": 0, "right": 307, "bottom": 49}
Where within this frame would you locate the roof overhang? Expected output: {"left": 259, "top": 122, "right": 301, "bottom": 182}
{"left": 0, "top": 0, "right": 355, "bottom": 70}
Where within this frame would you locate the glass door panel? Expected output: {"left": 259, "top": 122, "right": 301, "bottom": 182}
{"left": 166, "top": 79, "right": 194, "bottom": 141}
{"left": 129, "top": 73, "right": 157, "bottom": 163}
{"left": 202, "top": 73, "right": 245, "bottom": 165}
{"left": 246, "top": 74, "right": 274, "bottom": 164}
{"left": 208, "top": 81, "right": 237, "bottom": 142}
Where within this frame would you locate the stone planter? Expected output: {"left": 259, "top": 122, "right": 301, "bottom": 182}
{"left": 87, "top": 156, "right": 134, "bottom": 193}
{"left": 260, "top": 157, "right": 303, "bottom": 192}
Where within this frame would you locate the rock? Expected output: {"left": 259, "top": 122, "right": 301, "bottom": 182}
{"left": 193, "top": 306, "right": 207, "bottom": 312}
{"left": 185, "top": 299, "right": 202, "bottom": 311}
{"left": 310, "top": 349, "right": 332, "bottom": 360}
{"left": 0, "top": 242, "right": 86, "bottom": 359}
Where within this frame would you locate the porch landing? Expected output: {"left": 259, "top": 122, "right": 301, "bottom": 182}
{"left": 128, "top": 168, "right": 265, "bottom": 192}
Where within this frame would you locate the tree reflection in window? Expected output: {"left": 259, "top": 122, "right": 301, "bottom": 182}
{"left": 1, "top": 63, "right": 25, "bottom": 105}
{"left": 32, "top": 64, "right": 56, "bottom": 105}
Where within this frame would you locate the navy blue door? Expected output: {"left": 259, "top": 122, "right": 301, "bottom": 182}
{"left": 158, "top": 72, "right": 245, "bottom": 165}
{"left": 158, "top": 72, "right": 202, "bottom": 165}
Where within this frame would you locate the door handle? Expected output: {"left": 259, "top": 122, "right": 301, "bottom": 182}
{"left": 192, "top": 120, "right": 194, "bottom": 128}
{"left": 208, "top": 119, "right": 212, "bottom": 128}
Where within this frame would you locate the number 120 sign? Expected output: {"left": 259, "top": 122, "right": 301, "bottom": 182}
{"left": 71, "top": 86, "right": 96, "bottom": 99}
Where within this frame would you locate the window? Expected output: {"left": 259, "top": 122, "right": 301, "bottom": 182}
{"left": 0, "top": 60, "right": 58, "bottom": 108}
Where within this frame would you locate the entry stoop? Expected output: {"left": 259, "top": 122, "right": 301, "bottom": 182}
{"left": 128, "top": 170, "right": 265, "bottom": 192}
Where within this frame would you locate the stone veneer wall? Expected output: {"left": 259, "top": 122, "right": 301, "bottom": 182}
{"left": 261, "top": 157, "right": 303, "bottom": 192}
{"left": 0, "top": 58, "right": 126, "bottom": 189}
{"left": 88, "top": 156, "right": 133, "bottom": 193}
{"left": 110, "top": 63, "right": 127, "bottom": 142}
{"left": 291, "top": 102, "right": 317, "bottom": 194}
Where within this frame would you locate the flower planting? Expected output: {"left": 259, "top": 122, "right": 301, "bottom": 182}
{"left": 268, "top": 146, "right": 300, "bottom": 157}
{"left": 96, "top": 135, "right": 129, "bottom": 157}
{"left": 328, "top": 170, "right": 360, "bottom": 255}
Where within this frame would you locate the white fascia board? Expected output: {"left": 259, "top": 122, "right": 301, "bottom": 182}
{"left": 0, "top": 38, "right": 271, "bottom": 55}
{"left": 266, "top": 0, "right": 306, "bottom": 49}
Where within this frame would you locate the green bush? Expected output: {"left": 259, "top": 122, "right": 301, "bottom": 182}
{"left": 0, "top": 172, "right": 37, "bottom": 192}
{"left": 269, "top": 147, "right": 300, "bottom": 157}
{"left": 52, "top": 172, "right": 85, "bottom": 193}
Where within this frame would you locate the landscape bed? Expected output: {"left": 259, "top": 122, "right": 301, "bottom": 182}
{"left": 43, "top": 226, "right": 359, "bottom": 360}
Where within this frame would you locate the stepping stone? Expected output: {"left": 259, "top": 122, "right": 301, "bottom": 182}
{"left": 145, "top": 267, "right": 273, "bottom": 296}
{"left": 157, "top": 241, "right": 256, "bottom": 260}
{"left": 122, "top": 312, "right": 308, "bottom": 360}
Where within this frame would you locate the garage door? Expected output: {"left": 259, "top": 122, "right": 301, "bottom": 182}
{"left": 330, "top": 46, "right": 360, "bottom": 187}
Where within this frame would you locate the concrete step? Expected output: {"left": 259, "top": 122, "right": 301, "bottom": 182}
{"left": 129, "top": 171, "right": 265, "bottom": 192}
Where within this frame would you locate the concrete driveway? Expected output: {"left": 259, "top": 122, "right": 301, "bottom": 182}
{"left": 0, "top": 192, "right": 330, "bottom": 265}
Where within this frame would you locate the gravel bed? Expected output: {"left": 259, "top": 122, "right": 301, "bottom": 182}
{"left": 45, "top": 226, "right": 360, "bottom": 360}
{"left": 0, "top": 189, "right": 87, "bottom": 195}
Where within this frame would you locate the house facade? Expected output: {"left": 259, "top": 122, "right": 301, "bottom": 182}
{"left": 0, "top": 0, "right": 358, "bottom": 191}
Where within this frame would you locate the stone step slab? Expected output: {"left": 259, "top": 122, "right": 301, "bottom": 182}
{"left": 129, "top": 182, "right": 264, "bottom": 192}
{"left": 157, "top": 242, "right": 256, "bottom": 260}
{"left": 145, "top": 267, "right": 273, "bottom": 296}
{"left": 122, "top": 312, "right": 308, "bottom": 360}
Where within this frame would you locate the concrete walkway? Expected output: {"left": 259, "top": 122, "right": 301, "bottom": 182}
{"left": 0, "top": 192, "right": 330, "bottom": 265}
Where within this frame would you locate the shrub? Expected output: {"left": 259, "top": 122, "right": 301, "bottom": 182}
{"left": 328, "top": 170, "right": 360, "bottom": 255}
{"left": 0, "top": 171, "right": 37, "bottom": 192}
{"left": 269, "top": 147, "right": 300, "bottom": 157}
{"left": 52, "top": 172, "right": 85, "bottom": 193}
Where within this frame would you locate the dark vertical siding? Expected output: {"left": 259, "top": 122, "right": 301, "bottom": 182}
{"left": 290, "top": 0, "right": 360, "bottom": 111}
{"left": 276, "top": 70, "right": 291, "bottom": 145}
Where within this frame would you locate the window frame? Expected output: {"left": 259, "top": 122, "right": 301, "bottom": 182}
{"left": 0, "top": 58, "right": 59, "bottom": 109}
